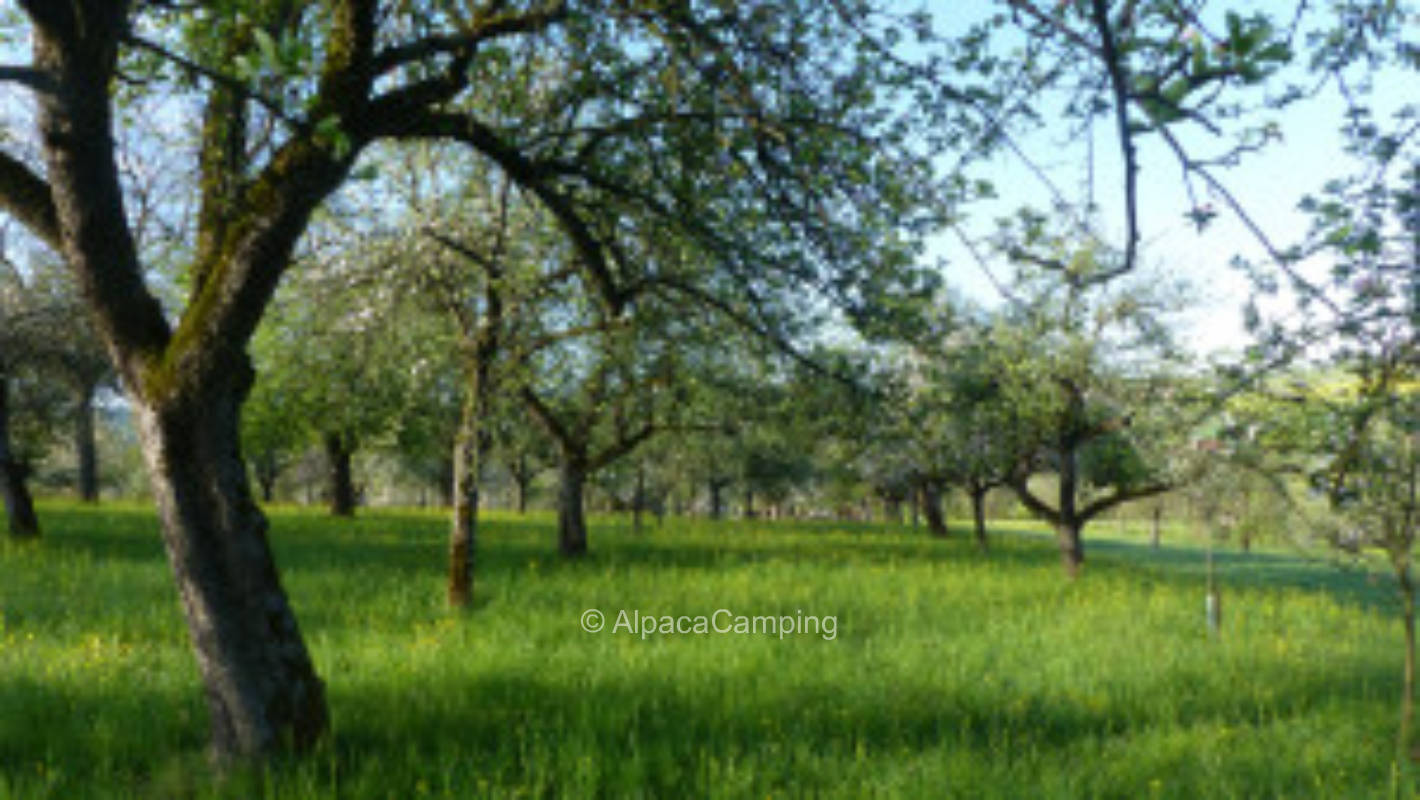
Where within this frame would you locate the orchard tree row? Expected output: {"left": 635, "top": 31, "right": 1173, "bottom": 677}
{"left": 0, "top": 0, "right": 1414, "bottom": 765}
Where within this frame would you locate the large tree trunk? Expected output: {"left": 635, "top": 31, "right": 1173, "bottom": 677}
{"left": 75, "top": 382, "right": 99, "bottom": 502}
{"left": 24, "top": 3, "right": 348, "bottom": 763}
{"left": 922, "top": 482, "right": 948, "bottom": 538}
{"left": 323, "top": 432, "right": 356, "bottom": 517}
{"left": 0, "top": 363, "right": 39, "bottom": 540}
{"left": 134, "top": 371, "right": 326, "bottom": 759}
{"left": 558, "top": 460, "right": 588, "bottom": 557}
{"left": 970, "top": 487, "right": 989, "bottom": 552}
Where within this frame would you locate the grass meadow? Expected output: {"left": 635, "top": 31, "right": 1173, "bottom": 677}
{"left": 0, "top": 501, "right": 1415, "bottom": 798}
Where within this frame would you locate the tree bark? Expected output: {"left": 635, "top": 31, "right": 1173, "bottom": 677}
{"left": 1055, "top": 519, "right": 1084, "bottom": 578}
{"left": 513, "top": 454, "right": 532, "bottom": 514}
{"left": 970, "top": 486, "right": 989, "bottom": 552}
{"left": 253, "top": 456, "right": 278, "bottom": 503}
{"left": 436, "top": 456, "right": 455, "bottom": 509}
{"left": 1400, "top": 565, "right": 1416, "bottom": 761}
{"left": 134, "top": 370, "right": 326, "bottom": 759}
{"left": 447, "top": 367, "right": 481, "bottom": 607}
{"left": 632, "top": 462, "right": 645, "bottom": 535}
{"left": 1057, "top": 442, "right": 1083, "bottom": 577}
{"left": 709, "top": 478, "right": 726, "bottom": 520}
{"left": 558, "top": 459, "right": 588, "bottom": 557}
{"left": 0, "top": 361, "right": 40, "bottom": 540}
{"left": 446, "top": 430, "right": 478, "bottom": 607}
{"left": 922, "top": 482, "right": 948, "bottom": 538}
{"left": 323, "top": 432, "right": 356, "bottom": 517}
{"left": 75, "top": 382, "right": 99, "bottom": 502}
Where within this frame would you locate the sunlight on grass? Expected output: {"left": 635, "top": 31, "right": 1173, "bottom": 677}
{"left": 0, "top": 501, "right": 1412, "bottom": 797}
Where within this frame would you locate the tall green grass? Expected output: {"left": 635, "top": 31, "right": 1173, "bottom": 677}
{"left": 0, "top": 501, "right": 1413, "bottom": 798}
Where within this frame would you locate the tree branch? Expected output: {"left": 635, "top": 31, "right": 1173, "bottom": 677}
{"left": 1079, "top": 482, "right": 1172, "bottom": 522}
{"left": 1088, "top": 0, "right": 1140, "bottom": 280}
{"left": 0, "top": 151, "right": 61, "bottom": 250}
{"left": 371, "top": 2, "right": 568, "bottom": 75}
{"left": 1009, "top": 477, "right": 1062, "bottom": 526}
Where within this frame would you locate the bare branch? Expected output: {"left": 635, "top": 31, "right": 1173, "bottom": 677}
{"left": 1088, "top": 0, "right": 1140, "bottom": 280}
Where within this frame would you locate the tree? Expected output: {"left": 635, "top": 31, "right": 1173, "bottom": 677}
{"left": 0, "top": 260, "right": 40, "bottom": 538}
{"left": 0, "top": 356, "right": 39, "bottom": 540}
{"left": 1241, "top": 160, "right": 1420, "bottom": 759}
{"left": 248, "top": 255, "right": 416, "bottom": 517}
{"left": 0, "top": 1, "right": 993, "bottom": 761}
{"left": 521, "top": 312, "right": 682, "bottom": 557}
{"left": 915, "top": 316, "right": 1027, "bottom": 551}
{"left": 373, "top": 147, "right": 575, "bottom": 605}
{"left": 12, "top": 266, "right": 112, "bottom": 502}
{"left": 992, "top": 254, "right": 1191, "bottom": 577}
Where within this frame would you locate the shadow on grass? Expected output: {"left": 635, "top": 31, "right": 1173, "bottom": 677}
{"left": 1083, "top": 535, "right": 1399, "bottom": 616}
{"left": 319, "top": 650, "right": 1401, "bottom": 796}
{"left": 2, "top": 647, "right": 1399, "bottom": 797}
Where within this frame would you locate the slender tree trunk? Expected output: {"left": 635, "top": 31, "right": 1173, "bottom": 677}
{"left": 256, "top": 463, "right": 277, "bottom": 503}
{"left": 922, "top": 483, "right": 948, "bottom": 538}
{"left": 1150, "top": 505, "right": 1162, "bottom": 549}
{"left": 75, "top": 383, "right": 99, "bottom": 502}
{"left": 1055, "top": 518, "right": 1085, "bottom": 578}
{"left": 970, "top": 487, "right": 989, "bottom": 552}
{"left": 558, "top": 459, "right": 588, "bottom": 557}
{"left": 323, "top": 432, "right": 356, "bottom": 517}
{"left": 0, "top": 363, "right": 39, "bottom": 540}
{"left": 885, "top": 497, "right": 902, "bottom": 525}
{"left": 709, "top": 479, "right": 725, "bottom": 520}
{"left": 515, "top": 453, "right": 531, "bottom": 514}
{"left": 447, "top": 422, "right": 478, "bottom": 607}
{"left": 632, "top": 462, "right": 645, "bottom": 535}
{"left": 910, "top": 485, "right": 920, "bottom": 529}
{"left": 1400, "top": 565, "right": 1416, "bottom": 761}
{"left": 133, "top": 374, "right": 326, "bottom": 759}
{"left": 744, "top": 486, "right": 756, "bottom": 519}
{"left": 436, "top": 457, "right": 455, "bottom": 508}
{"left": 1057, "top": 443, "right": 1083, "bottom": 577}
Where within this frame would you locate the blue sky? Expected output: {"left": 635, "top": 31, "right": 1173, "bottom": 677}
{"left": 924, "top": 0, "right": 1414, "bottom": 358}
